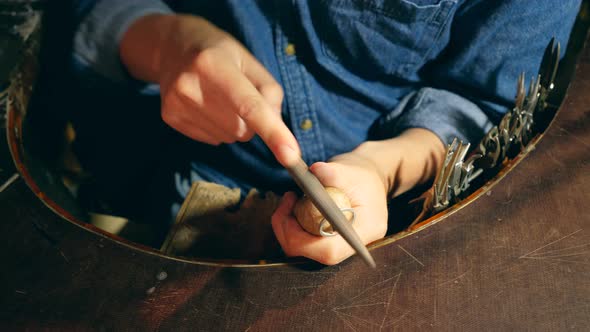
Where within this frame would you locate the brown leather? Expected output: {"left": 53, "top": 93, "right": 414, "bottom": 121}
{"left": 1, "top": 5, "right": 590, "bottom": 332}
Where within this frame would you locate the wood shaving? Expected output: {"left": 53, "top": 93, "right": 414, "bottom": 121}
{"left": 161, "top": 181, "right": 282, "bottom": 260}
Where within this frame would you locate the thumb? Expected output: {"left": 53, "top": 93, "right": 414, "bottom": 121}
{"left": 309, "top": 162, "right": 340, "bottom": 188}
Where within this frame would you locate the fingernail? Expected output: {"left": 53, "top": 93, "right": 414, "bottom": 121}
{"left": 310, "top": 162, "right": 328, "bottom": 176}
{"left": 276, "top": 144, "right": 300, "bottom": 167}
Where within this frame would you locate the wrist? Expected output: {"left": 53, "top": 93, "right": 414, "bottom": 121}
{"left": 357, "top": 128, "right": 445, "bottom": 197}
{"left": 120, "top": 14, "right": 219, "bottom": 83}
{"left": 120, "top": 13, "right": 177, "bottom": 82}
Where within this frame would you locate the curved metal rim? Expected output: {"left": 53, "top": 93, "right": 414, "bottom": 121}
{"left": 7, "top": 94, "right": 563, "bottom": 268}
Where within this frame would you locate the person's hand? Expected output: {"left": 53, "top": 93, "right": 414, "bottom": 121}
{"left": 120, "top": 14, "right": 300, "bottom": 166}
{"left": 272, "top": 145, "right": 389, "bottom": 265}
{"left": 271, "top": 128, "right": 445, "bottom": 265}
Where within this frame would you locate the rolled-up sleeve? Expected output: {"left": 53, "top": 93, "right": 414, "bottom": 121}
{"left": 373, "top": 0, "right": 581, "bottom": 146}
{"left": 374, "top": 87, "right": 494, "bottom": 145}
{"left": 73, "top": 0, "right": 172, "bottom": 83}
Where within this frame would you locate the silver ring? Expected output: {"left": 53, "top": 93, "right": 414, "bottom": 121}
{"left": 318, "top": 208, "right": 355, "bottom": 237}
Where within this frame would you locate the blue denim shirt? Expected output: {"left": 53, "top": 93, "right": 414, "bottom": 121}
{"left": 72, "top": 0, "right": 580, "bottom": 204}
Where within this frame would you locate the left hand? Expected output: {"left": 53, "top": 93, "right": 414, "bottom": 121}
{"left": 271, "top": 146, "right": 389, "bottom": 265}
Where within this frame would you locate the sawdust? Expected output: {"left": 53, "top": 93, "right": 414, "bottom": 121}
{"left": 161, "top": 181, "right": 283, "bottom": 260}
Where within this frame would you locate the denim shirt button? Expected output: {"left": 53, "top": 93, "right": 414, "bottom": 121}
{"left": 300, "top": 119, "right": 313, "bottom": 130}
{"left": 284, "top": 43, "right": 296, "bottom": 56}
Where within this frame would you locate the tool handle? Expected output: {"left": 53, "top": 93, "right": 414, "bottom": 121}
{"left": 287, "top": 158, "right": 376, "bottom": 268}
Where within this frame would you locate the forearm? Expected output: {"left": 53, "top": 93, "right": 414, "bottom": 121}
{"left": 119, "top": 13, "right": 174, "bottom": 82}
{"left": 119, "top": 14, "right": 223, "bottom": 83}
{"left": 72, "top": 0, "right": 172, "bottom": 82}
{"left": 357, "top": 128, "right": 445, "bottom": 197}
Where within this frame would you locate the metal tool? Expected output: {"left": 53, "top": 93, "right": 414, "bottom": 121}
{"left": 539, "top": 37, "right": 560, "bottom": 93}
{"left": 286, "top": 158, "right": 377, "bottom": 268}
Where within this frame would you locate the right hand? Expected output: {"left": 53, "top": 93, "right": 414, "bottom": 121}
{"left": 120, "top": 14, "right": 301, "bottom": 166}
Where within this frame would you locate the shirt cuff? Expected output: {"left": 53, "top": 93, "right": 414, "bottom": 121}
{"left": 73, "top": 0, "right": 173, "bottom": 83}
{"left": 372, "top": 87, "right": 495, "bottom": 146}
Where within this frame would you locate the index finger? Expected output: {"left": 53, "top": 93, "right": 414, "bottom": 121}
{"left": 198, "top": 53, "right": 301, "bottom": 167}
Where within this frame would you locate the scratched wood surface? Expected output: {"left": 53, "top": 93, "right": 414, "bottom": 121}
{"left": 2, "top": 7, "right": 590, "bottom": 332}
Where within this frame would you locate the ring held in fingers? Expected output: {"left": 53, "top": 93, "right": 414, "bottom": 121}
{"left": 318, "top": 208, "right": 355, "bottom": 237}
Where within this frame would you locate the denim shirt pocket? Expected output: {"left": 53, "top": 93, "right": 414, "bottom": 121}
{"left": 309, "top": 0, "right": 457, "bottom": 79}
